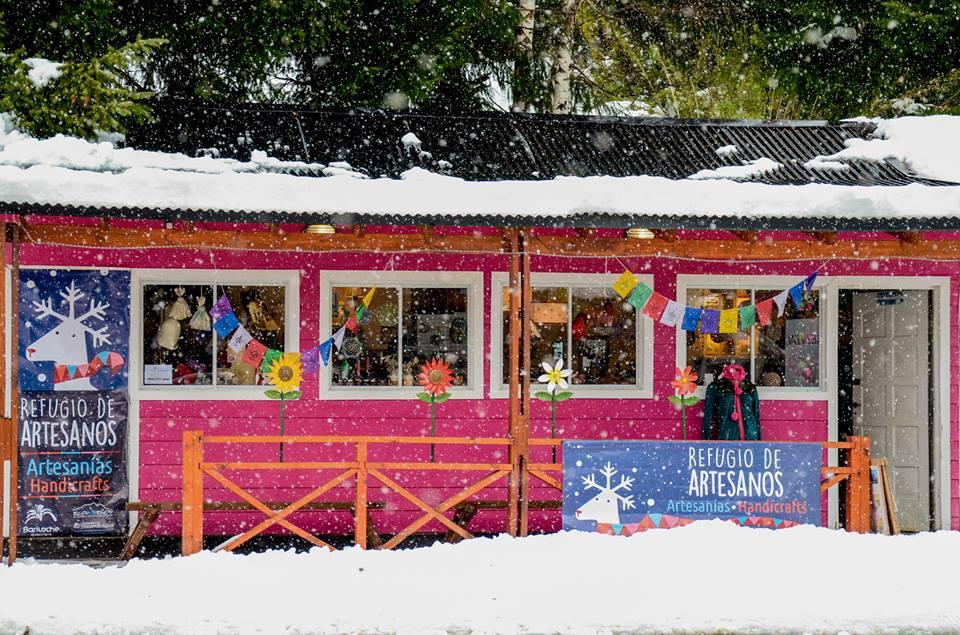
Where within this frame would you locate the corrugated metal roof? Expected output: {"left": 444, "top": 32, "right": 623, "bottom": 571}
{"left": 128, "top": 102, "right": 953, "bottom": 187}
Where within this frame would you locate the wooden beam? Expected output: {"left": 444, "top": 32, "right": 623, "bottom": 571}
{"left": 892, "top": 231, "right": 922, "bottom": 244}
{"left": 20, "top": 222, "right": 960, "bottom": 261}
{"left": 729, "top": 231, "right": 759, "bottom": 243}
{"left": 651, "top": 229, "right": 677, "bottom": 242}
{"left": 809, "top": 231, "right": 838, "bottom": 245}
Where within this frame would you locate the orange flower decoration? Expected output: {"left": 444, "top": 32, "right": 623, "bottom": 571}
{"left": 418, "top": 358, "right": 453, "bottom": 396}
{"left": 671, "top": 366, "right": 698, "bottom": 396}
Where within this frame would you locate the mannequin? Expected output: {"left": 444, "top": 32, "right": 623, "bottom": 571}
{"left": 701, "top": 363, "right": 761, "bottom": 440}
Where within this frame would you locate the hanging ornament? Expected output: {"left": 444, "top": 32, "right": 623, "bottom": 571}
{"left": 167, "top": 286, "right": 192, "bottom": 321}
{"left": 189, "top": 295, "right": 211, "bottom": 331}
{"left": 572, "top": 313, "right": 587, "bottom": 341}
{"left": 157, "top": 304, "right": 182, "bottom": 350}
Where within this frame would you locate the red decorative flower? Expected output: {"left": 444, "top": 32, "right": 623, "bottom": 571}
{"left": 671, "top": 366, "right": 698, "bottom": 396}
{"left": 418, "top": 358, "right": 453, "bottom": 396}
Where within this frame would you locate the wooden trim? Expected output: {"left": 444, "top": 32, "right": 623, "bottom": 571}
{"left": 507, "top": 229, "right": 521, "bottom": 537}
{"left": 22, "top": 222, "right": 960, "bottom": 261}
{"left": 729, "top": 231, "right": 759, "bottom": 243}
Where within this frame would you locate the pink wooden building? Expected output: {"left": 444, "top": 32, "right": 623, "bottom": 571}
{"left": 2, "top": 107, "right": 960, "bottom": 558}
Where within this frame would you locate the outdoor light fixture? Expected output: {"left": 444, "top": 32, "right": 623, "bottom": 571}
{"left": 626, "top": 227, "right": 655, "bottom": 240}
{"left": 304, "top": 224, "right": 336, "bottom": 234}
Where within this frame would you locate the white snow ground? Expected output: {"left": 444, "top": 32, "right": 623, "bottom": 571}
{"left": 1, "top": 522, "right": 958, "bottom": 634}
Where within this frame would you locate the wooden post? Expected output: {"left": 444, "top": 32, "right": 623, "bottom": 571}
{"left": 354, "top": 441, "right": 368, "bottom": 549}
{"left": 845, "top": 436, "right": 871, "bottom": 533}
{"left": 518, "top": 229, "right": 532, "bottom": 537}
{"left": 7, "top": 223, "right": 19, "bottom": 565}
{"left": 181, "top": 431, "right": 204, "bottom": 555}
{"left": 0, "top": 222, "right": 6, "bottom": 562}
{"left": 506, "top": 229, "right": 521, "bottom": 537}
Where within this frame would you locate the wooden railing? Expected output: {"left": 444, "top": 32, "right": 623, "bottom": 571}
{"left": 180, "top": 432, "right": 873, "bottom": 555}
{"left": 181, "top": 432, "right": 517, "bottom": 555}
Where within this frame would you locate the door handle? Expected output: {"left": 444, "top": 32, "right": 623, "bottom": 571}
{"left": 852, "top": 401, "right": 861, "bottom": 409}
{"left": 852, "top": 378, "right": 861, "bottom": 386}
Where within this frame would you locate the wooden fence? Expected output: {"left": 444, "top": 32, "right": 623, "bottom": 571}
{"left": 179, "top": 432, "right": 873, "bottom": 555}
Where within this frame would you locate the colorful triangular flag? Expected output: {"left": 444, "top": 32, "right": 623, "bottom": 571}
{"left": 612, "top": 270, "right": 639, "bottom": 299}
{"left": 659, "top": 300, "right": 683, "bottom": 327}
{"left": 302, "top": 345, "right": 321, "bottom": 375}
{"left": 210, "top": 295, "right": 232, "bottom": 321}
{"left": 756, "top": 299, "right": 774, "bottom": 326}
{"left": 700, "top": 309, "right": 720, "bottom": 334}
{"left": 318, "top": 338, "right": 333, "bottom": 366}
{"left": 332, "top": 325, "right": 347, "bottom": 350}
{"left": 642, "top": 292, "right": 668, "bottom": 320}
{"left": 788, "top": 282, "right": 804, "bottom": 308}
{"left": 738, "top": 304, "right": 756, "bottom": 330}
{"left": 772, "top": 291, "right": 789, "bottom": 316}
{"left": 681, "top": 307, "right": 702, "bottom": 331}
{"left": 626, "top": 283, "right": 653, "bottom": 311}
{"left": 719, "top": 308, "right": 739, "bottom": 333}
{"left": 805, "top": 271, "right": 819, "bottom": 291}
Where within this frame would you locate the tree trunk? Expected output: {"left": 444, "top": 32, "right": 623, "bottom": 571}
{"left": 551, "top": 0, "right": 576, "bottom": 114}
{"left": 512, "top": 0, "right": 537, "bottom": 112}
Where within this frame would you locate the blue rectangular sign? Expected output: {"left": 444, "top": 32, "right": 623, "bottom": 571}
{"left": 563, "top": 441, "right": 821, "bottom": 534}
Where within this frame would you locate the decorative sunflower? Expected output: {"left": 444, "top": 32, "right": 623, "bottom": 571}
{"left": 416, "top": 358, "right": 454, "bottom": 461}
{"left": 418, "top": 358, "right": 453, "bottom": 396}
{"left": 266, "top": 352, "right": 303, "bottom": 394}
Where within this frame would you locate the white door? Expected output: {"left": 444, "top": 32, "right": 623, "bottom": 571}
{"left": 852, "top": 291, "right": 930, "bottom": 531}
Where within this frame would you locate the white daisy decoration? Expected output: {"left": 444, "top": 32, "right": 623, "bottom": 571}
{"left": 538, "top": 358, "right": 572, "bottom": 393}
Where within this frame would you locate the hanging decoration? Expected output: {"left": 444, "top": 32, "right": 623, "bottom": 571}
{"left": 189, "top": 295, "right": 211, "bottom": 331}
{"left": 611, "top": 269, "right": 820, "bottom": 333}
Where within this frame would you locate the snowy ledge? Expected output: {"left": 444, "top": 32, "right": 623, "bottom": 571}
{"left": 0, "top": 115, "right": 958, "bottom": 223}
{"left": 1, "top": 523, "right": 959, "bottom": 634}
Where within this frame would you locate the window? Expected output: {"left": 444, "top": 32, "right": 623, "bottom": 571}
{"left": 681, "top": 278, "right": 822, "bottom": 393}
{"left": 491, "top": 273, "right": 653, "bottom": 398}
{"left": 135, "top": 271, "right": 298, "bottom": 397}
{"left": 320, "top": 271, "right": 482, "bottom": 399}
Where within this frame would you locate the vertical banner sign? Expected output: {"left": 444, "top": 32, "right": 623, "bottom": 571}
{"left": 563, "top": 441, "right": 821, "bottom": 535}
{"left": 18, "top": 392, "right": 128, "bottom": 536}
{"left": 17, "top": 270, "right": 130, "bottom": 537}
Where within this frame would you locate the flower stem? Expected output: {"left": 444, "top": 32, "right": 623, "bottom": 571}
{"left": 279, "top": 392, "right": 286, "bottom": 462}
{"left": 551, "top": 397, "right": 558, "bottom": 463}
{"left": 681, "top": 400, "right": 686, "bottom": 441}
{"left": 430, "top": 396, "right": 436, "bottom": 462}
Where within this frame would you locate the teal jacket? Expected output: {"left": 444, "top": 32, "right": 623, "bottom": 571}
{"left": 701, "top": 378, "right": 761, "bottom": 441}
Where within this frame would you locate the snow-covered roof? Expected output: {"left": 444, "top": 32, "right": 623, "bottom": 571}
{"left": 1, "top": 109, "right": 959, "bottom": 230}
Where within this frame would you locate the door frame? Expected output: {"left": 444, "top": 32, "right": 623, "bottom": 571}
{"left": 826, "top": 276, "right": 950, "bottom": 530}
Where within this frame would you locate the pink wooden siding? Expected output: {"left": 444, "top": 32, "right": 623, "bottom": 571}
{"left": 20, "top": 238, "right": 960, "bottom": 534}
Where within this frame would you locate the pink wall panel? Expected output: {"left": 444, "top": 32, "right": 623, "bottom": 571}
{"left": 19, "top": 238, "right": 960, "bottom": 535}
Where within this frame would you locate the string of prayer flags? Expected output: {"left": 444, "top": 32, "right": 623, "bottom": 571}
{"left": 755, "top": 298, "right": 774, "bottom": 326}
{"left": 241, "top": 339, "right": 268, "bottom": 368}
{"left": 213, "top": 310, "right": 240, "bottom": 338}
{"left": 228, "top": 325, "right": 253, "bottom": 353}
{"left": 627, "top": 283, "right": 654, "bottom": 311}
{"left": 719, "top": 308, "right": 738, "bottom": 333}
{"left": 660, "top": 300, "right": 684, "bottom": 327}
{"left": 772, "top": 290, "right": 789, "bottom": 316}
{"left": 318, "top": 339, "right": 333, "bottom": 366}
{"left": 642, "top": 292, "right": 668, "bottom": 320}
{"left": 700, "top": 309, "right": 720, "bottom": 334}
{"left": 681, "top": 307, "right": 702, "bottom": 331}
{"left": 788, "top": 282, "right": 805, "bottom": 308}
{"left": 613, "top": 270, "right": 639, "bottom": 299}
{"left": 302, "top": 345, "right": 321, "bottom": 375}
{"left": 739, "top": 304, "right": 757, "bottom": 330}
{"left": 210, "top": 295, "right": 232, "bottom": 321}
{"left": 260, "top": 349, "right": 283, "bottom": 374}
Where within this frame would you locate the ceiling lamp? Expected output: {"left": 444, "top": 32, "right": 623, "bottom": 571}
{"left": 625, "top": 227, "right": 655, "bottom": 240}
{"left": 305, "top": 224, "right": 336, "bottom": 234}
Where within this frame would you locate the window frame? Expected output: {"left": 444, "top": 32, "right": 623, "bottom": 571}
{"left": 319, "top": 270, "right": 484, "bottom": 401}
{"left": 675, "top": 274, "right": 828, "bottom": 401}
{"left": 490, "top": 272, "right": 654, "bottom": 400}
{"left": 131, "top": 269, "right": 300, "bottom": 401}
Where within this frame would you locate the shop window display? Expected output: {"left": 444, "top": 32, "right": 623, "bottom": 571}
{"left": 501, "top": 285, "right": 637, "bottom": 386}
{"left": 330, "top": 286, "right": 469, "bottom": 387}
{"left": 685, "top": 287, "right": 820, "bottom": 388}
{"left": 142, "top": 284, "right": 286, "bottom": 387}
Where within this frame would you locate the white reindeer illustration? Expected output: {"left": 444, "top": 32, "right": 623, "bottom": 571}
{"left": 27, "top": 280, "right": 110, "bottom": 391}
{"left": 576, "top": 462, "right": 636, "bottom": 526}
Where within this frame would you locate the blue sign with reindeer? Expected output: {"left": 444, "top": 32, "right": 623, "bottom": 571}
{"left": 563, "top": 440, "right": 821, "bottom": 535}
{"left": 19, "top": 270, "right": 130, "bottom": 392}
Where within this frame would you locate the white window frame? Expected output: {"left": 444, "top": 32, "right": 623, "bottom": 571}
{"left": 490, "top": 272, "right": 654, "bottom": 399}
{"left": 131, "top": 269, "right": 300, "bottom": 401}
{"left": 319, "top": 270, "right": 484, "bottom": 400}
{"left": 675, "top": 274, "right": 828, "bottom": 401}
